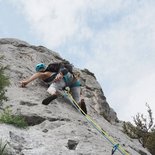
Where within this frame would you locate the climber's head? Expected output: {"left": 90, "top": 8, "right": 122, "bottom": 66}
{"left": 35, "top": 63, "right": 46, "bottom": 72}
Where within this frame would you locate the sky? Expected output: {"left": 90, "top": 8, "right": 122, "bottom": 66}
{"left": 0, "top": 0, "right": 155, "bottom": 122}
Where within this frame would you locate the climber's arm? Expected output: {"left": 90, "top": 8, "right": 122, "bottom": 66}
{"left": 20, "top": 72, "right": 48, "bottom": 87}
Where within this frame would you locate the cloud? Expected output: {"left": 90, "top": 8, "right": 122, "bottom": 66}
{"left": 9, "top": 0, "right": 155, "bottom": 121}
{"left": 110, "top": 73, "right": 155, "bottom": 121}
{"left": 84, "top": 1, "right": 155, "bottom": 121}
{"left": 9, "top": 0, "right": 132, "bottom": 48}
{"left": 10, "top": 0, "right": 91, "bottom": 48}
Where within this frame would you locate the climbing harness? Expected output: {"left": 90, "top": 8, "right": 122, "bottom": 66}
{"left": 59, "top": 89, "right": 130, "bottom": 155}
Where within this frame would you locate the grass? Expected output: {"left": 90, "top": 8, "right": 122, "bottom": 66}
{"left": 0, "top": 108, "right": 28, "bottom": 128}
{"left": 0, "top": 139, "right": 8, "bottom": 155}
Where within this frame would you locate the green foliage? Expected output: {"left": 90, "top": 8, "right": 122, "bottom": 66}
{"left": 145, "top": 131, "right": 155, "bottom": 154}
{"left": 0, "top": 56, "right": 10, "bottom": 105}
{"left": 134, "top": 103, "right": 154, "bottom": 132}
{"left": 123, "top": 122, "right": 138, "bottom": 139}
{"left": 0, "top": 139, "right": 8, "bottom": 155}
{"left": 123, "top": 103, "right": 155, "bottom": 154}
{"left": 0, "top": 108, "right": 28, "bottom": 128}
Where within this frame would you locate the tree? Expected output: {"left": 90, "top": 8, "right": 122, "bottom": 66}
{"left": 145, "top": 131, "right": 155, "bottom": 154}
{"left": 123, "top": 103, "right": 155, "bottom": 154}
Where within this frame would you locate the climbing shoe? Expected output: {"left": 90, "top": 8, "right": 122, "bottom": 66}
{"left": 80, "top": 99, "right": 87, "bottom": 114}
{"left": 42, "top": 95, "right": 57, "bottom": 105}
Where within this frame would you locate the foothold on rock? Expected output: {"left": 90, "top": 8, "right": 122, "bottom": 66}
{"left": 67, "top": 139, "right": 79, "bottom": 150}
{"left": 42, "top": 129, "right": 48, "bottom": 133}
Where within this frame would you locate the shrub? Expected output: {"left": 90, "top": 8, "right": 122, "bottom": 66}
{"left": 145, "top": 131, "right": 155, "bottom": 154}
{"left": 0, "top": 56, "right": 10, "bottom": 105}
{"left": 0, "top": 108, "right": 28, "bottom": 128}
{"left": 123, "top": 103, "right": 155, "bottom": 154}
{"left": 123, "top": 121, "right": 138, "bottom": 139}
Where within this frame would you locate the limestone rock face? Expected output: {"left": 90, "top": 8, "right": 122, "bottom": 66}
{"left": 0, "top": 38, "right": 151, "bottom": 155}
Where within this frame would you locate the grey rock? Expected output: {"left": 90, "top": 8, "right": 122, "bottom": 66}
{"left": 0, "top": 38, "right": 151, "bottom": 155}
